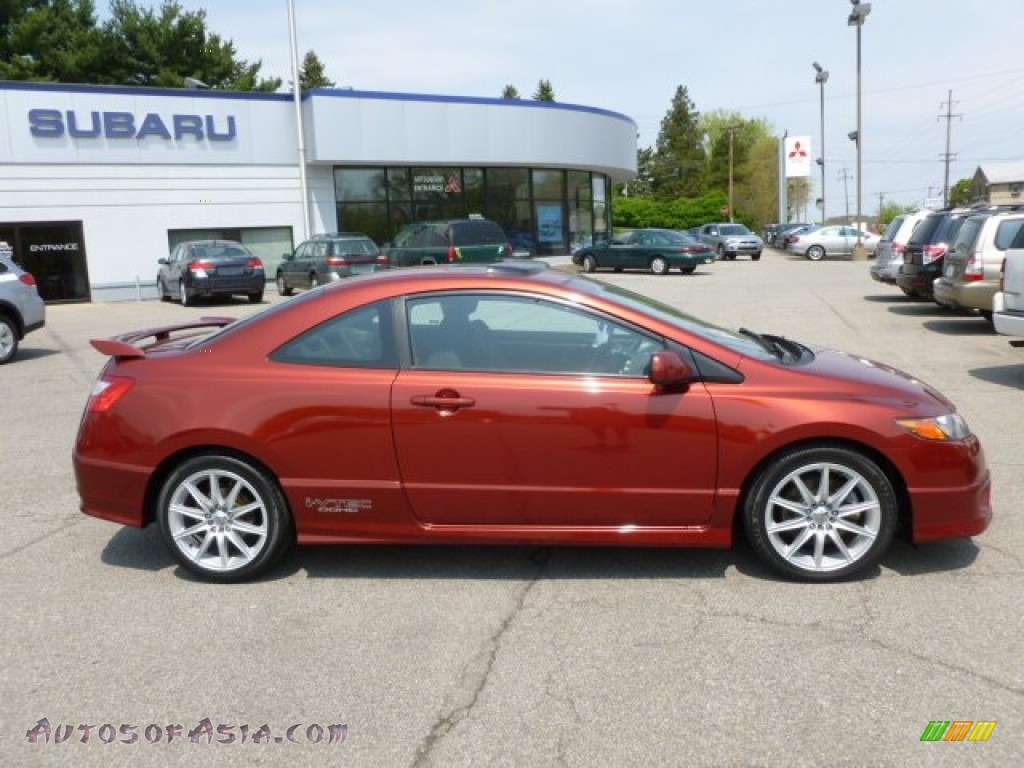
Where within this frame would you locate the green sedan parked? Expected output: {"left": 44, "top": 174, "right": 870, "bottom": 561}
{"left": 571, "top": 229, "right": 716, "bottom": 275}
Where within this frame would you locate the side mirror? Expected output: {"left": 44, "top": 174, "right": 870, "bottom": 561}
{"left": 648, "top": 350, "right": 693, "bottom": 392}
{"left": 281, "top": 253, "right": 293, "bottom": 261}
{"left": 158, "top": 258, "right": 168, "bottom": 265}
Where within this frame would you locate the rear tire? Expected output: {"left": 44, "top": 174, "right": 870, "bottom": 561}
{"left": 156, "top": 453, "right": 293, "bottom": 582}
{"left": 680, "top": 266, "right": 696, "bottom": 275}
{"left": 806, "top": 246, "right": 826, "bottom": 261}
{"left": 0, "top": 315, "right": 19, "bottom": 365}
{"left": 752, "top": 252, "right": 762, "bottom": 261}
{"left": 179, "top": 279, "right": 191, "bottom": 307}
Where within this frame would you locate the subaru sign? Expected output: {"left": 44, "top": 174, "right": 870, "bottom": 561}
{"left": 28, "top": 109, "right": 237, "bottom": 142}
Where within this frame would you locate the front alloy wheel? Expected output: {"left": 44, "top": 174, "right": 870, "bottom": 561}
{"left": 582, "top": 254, "right": 597, "bottom": 273}
{"left": 157, "top": 454, "right": 293, "bottom": 582}
{"left": 744, "top": 445, "right": 897, "bottom": 581}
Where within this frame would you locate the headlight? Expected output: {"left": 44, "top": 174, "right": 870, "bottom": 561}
{"left": 895, "top": 413, "right": 973, "bottom": 441}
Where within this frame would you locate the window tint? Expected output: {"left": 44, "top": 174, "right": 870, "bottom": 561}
{"left": 451, "top": 221, "right": 507, "bottom": 246}
{"left": 407, "top": 293, "right": 662, "bottom": 376}
{"left": 881, "top": 216, "right": 905, "bottom": 242}
{"left": 271, "top": 301, "right": 395, "bottom": 369}
{"left": 994, "top": 218, "right": 1024, "bottom": 250}
{"left": 953, "top": 217, "right": 985, "bottom": 253}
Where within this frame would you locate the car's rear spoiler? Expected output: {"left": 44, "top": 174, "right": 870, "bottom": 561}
{"left": 90, "top": 317, "right": 236, "bottom": 359}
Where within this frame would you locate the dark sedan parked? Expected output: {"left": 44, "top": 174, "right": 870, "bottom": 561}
{"left": 158, "top": 240, "right": 265, "bottom": 306}
{"left": 571, "top": 229, "right": 715, "bottom": 275}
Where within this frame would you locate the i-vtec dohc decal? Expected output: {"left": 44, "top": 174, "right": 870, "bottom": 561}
{"left": 27, "top": 109, "right": 237, "bottom": 142}
{"left": 305, "top": 498, "right": 372, "bottom": 514}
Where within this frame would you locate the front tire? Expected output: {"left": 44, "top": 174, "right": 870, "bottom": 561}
{"left": 158, "top": 277, "right": 169, "bottom": 302}
{"left": 650, "top": 256, "right": 669, "bottom": 275}
{"left": 743, "top": 444, "right": 897, "bottom": 582}
{"left": 716, "top": 245, "right": 725, "bottom": 261}
{"left": 276, "top": 273, "right": 293, "bottom": 296}
{"left": 248, "top": 290, "right": 263, "bottom": 304}
{"left": 156, "top": 454, "right": 293, "bottom": 582}
{"left": 806, "top": 245, "right": 826, "bottom": 261}
{"left": 752, "top": 252, "right": 762, "bottom": 261}
{"left": 582, "top": 254, "right": 598, "bottom": 273}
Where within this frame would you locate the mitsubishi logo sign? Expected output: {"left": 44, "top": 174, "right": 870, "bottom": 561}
{"left": 784, "top": 135, "right": 812, "bottom": 178}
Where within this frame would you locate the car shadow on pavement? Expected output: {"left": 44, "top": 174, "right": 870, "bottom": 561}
{"left": 922, "top": 318, "right": 996, "bottom": 336}
{"left": 885, "top": 304, "right": 952, "bottom": 317}
{"left": 879, "top": 538, "right": 981, "bottom": 577}
{"left": 101, "top": 526, "right": 176, "bottom": 572}
{"left": 7, "top": 347, "right": 61, "bottom": 362}
{"left": 969, "top": 363, "right": 1024, "bottom": 390}
{"left": 862, "top": 293, "right": 909, "bottom": 303}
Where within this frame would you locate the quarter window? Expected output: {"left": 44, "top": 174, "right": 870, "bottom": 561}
{"left": 272, "top": 301, "right": 395, "bottom": 369}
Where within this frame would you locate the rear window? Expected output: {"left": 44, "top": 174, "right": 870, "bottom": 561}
{"left": 331, "top": 239, "right": 379, "bottom": 256}
{"left": 952, "top": 216, "right": 985, "bottom": 252}
{"left": 451, "top": 221, "right": 507, "bottom": 246}
{"left": 881, "top": 216, "right": 905, "bottom": 242}
{"left": 933, "top": 215, "right": 968, "bottom": 245}
{"left": 907, "top": 214, "right": 946, "bottom": 245}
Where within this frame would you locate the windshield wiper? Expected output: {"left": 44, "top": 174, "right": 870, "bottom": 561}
{"left": 739, "top": 327, "right": 784, "bottom": 359}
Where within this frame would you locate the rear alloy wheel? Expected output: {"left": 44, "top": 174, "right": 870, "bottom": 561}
{"left": 806, "top": 245, "right": 826, "bottom": 261}
{"left": 0, "top": 316, "right": 19, "bottom": 365}
{"left": 582, "top": 254, "right": 598, "bottom": 273}
{"left": 157, "top": 454, "right": 293, "bottom": 582}
{"left": 743, "top": 445, "right": 897, "bottom": 582}
{"left": 650, "top": 256, "right": 669, "bottom": 275}
{"left": 179, "top": 279, "right": 191, "bottom": 307}
{"left": 276, "top": 273, "right": 293, "bottom": 296}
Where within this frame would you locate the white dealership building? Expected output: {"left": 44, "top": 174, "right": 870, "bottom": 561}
{"left": 0, "top": 81, "right": 637, "bottom": 302}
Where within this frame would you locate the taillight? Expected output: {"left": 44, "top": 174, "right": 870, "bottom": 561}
{"left": 86, "top": 376, "right": 135, "bottom": 413}
{"left": 376, "top": 254, "right": 390, "bottom": 266}
{"left": 326, "top": 256, "right": 348, "bottom": 267}
{"left": 447, "top": 246, "right": 458, "bottom": 263}
{"left": 892, "top": 243, "right": 906, "bottom": 255}
{"left": 247, "top": 257, "right": 264, "bottom": 269}
{"left": 922, "top": 244, "right": 947, "bottom": 264}
{"left": 964, "top": 252, "right": 983, "bottom": 281}
{"left": 999, "top": 258, "right": 1006, "bottom": 291}
{"left": 18, "top": 273, "right": 36, "bottom": 287}
{"left": 188, "top": 259, "right": 216, "bottom": 272}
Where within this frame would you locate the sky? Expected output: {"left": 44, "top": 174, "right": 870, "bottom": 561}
{"left": 113, "top": 1, "right": 1024, "bottom": 219}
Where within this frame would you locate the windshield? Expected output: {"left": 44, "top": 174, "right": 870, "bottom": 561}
{"left": 570, "top": 275, "right": 776, "bottom": 360}
{"left": 719, "top": 224, "right": 752, "bottom": 236}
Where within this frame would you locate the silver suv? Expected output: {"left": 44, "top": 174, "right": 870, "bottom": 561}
{"left": 933, "top": 209, "right": 1024, "bottom": 321}
{"left": 870, "top": 209, "right": 931, "bottom": 285}
{"left": 0, "top": 253, "right": 46, "bottom": 364}
{"left": 697, "top": 223, "right": 763, "bottom": 260}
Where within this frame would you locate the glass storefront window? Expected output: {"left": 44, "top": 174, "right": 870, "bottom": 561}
{"left": 532, "top": 169, "right": 565, "bottom": 198}
{"left": 335, "top": 168, "right": 389, "bottom": 202}
{"left": 339, "top": 203, "right": 391, "bottom": 246}
{"left": 487, "top": 168, "right": 530, "bottom": 199}
{"left": 411, "top": 167, "right": 463, "bottom": 202}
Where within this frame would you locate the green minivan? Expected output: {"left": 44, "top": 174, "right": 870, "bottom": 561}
{"left": 385, "top": 217, "right": 512, "bottom": 267}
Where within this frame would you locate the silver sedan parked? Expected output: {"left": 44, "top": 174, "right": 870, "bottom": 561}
{"left": 787, "top": 225, "right": 881, "bottom": 261}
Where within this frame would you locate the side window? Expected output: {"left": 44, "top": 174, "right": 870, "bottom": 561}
{"left": 406, "top": 294, "right": 662, "bottom": 376}
{"left": 994, "top": 219, "right": 1024, "bottom": 251}
{"left": 271, "top": 300, "right": 395, "bottom": 369}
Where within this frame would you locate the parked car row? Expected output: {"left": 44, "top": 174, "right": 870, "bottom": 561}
{"left": 774, "top": 224, "right": 881, "bottom": 260}
{"left": 869, "top": 205, "right": 1024, "bottom": 320}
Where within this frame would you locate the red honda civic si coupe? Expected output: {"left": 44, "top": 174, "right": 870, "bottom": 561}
{"left": 73, "top": 262, "right": 991, "bottom": 582}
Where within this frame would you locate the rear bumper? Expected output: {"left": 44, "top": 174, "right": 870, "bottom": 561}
{"left": 933, "top": 279, "right": 997, "bottom": 312}
{"left": 896, "top": 263, "right": 942, "bottom": 296}
{"left": 190, "top": 274, "right": 265, "bottom": 296}
{"left": 993, "top": 291, "right": 1024, "bottom": 336}
{"left": 74, "top": 453, "right": 149, "bottom": 528}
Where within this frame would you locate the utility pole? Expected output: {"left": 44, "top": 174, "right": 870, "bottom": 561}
{"left": 938, "top": 89, "right": 962, "bottom": 207}
{"left": 838, "top": 167, "right": 852, "bottom": 223}
{"left": 878, "top": 192, "right": 884, "bottom": 225}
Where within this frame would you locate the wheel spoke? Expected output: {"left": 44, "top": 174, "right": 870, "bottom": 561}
{"left": 836, "top": 500, "right": 879, "bottom": 518}
{"left": 231, "top": 520, "right": 265, "bottom": 536}
{"left": 828, "top": 476, "right": 861, "bottom": 507}
{"left": 170, "top": 502, "right": 204, "bottom": 521}
{"left": 817, "top": 465, "right": 830, "bottom": 502}
{"left": 768, "top": 496, "right": 808, "bottom": 516}
{"left": 216, "top": 532, "right": 230, "bottom": 568}
{"left": 812, "top": 529, "right": 826, "bottom": 569}
{"left": 183, "top": 479, "right": 212, "bottom": 510}
{"left": 784, "top": 527, "right": 815, "bottom": 559}
{"left": 766, "top": 516, "right": 810, "bottom": 534}
{"left": 226, "top": 530, "right": 253, "bottom": 560}
{"left": 225, "top": 478, "right": 243, "bottom": 509}
{"left": 791, "top": 475, "right": 817, "bottom": 506}
{"left": 233, "top": 500, "right": 263, "bottom": 518}
{"left": 208, "top": 472, "right": 225, "bottom": 506}
{"left": 827, "top": 529, "right": 854, "bottom": 563}
{"left": 173, "top": 521, "right": 208, "bottom": 540}
{"left": 833, "top": 518, "right": 876, "bottom": 540}
{"left": 194, "top": 530, "right": 214, "bottom": 561}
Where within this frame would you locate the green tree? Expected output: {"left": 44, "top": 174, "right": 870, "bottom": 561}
{"left": 501, "top": 84, "right": 520, "bottom": 99}
{"left": 299, "top": 50, "right": 334, "bottom": 90}
{"left": 532, "top": 79, "right": 555, "bottom": 101}
{"left": 948, "top": 178, "right": 972, "bottom": 206}
{"left": 102, "top": 1, "right": 281, "bottom": 90}
{"left": 650, "top": 85, "right": 706, "bottom": 200}
{"left": 0, "top": 0, "right": 107, "bottom": 82}
{"left": 878, "top": 201, "right": 917, "bottom": 228}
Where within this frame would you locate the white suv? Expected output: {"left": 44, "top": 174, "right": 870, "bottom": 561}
{"left": 0, "top": 253, "right": 47, "bottom": 364}
{"left": 870, "top": 209, "right": 931, "bottom": 285}
{"left": 993, "top": 225, "right": 1024, "bottom": 341}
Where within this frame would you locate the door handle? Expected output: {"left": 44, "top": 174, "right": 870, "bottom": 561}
{"left": 411, "top": 394, "right": 476, "bottom": 409}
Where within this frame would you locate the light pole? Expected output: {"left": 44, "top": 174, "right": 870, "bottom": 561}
{"left": 813, "top": 62, "right": 828, "bottom": 227}
{"left": 848, "top": 1, "right": 871, "bottom": 257}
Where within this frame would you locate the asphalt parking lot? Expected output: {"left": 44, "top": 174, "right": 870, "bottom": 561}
{"left": 2, "top": 248, "right": 1021, "bottom": 767}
